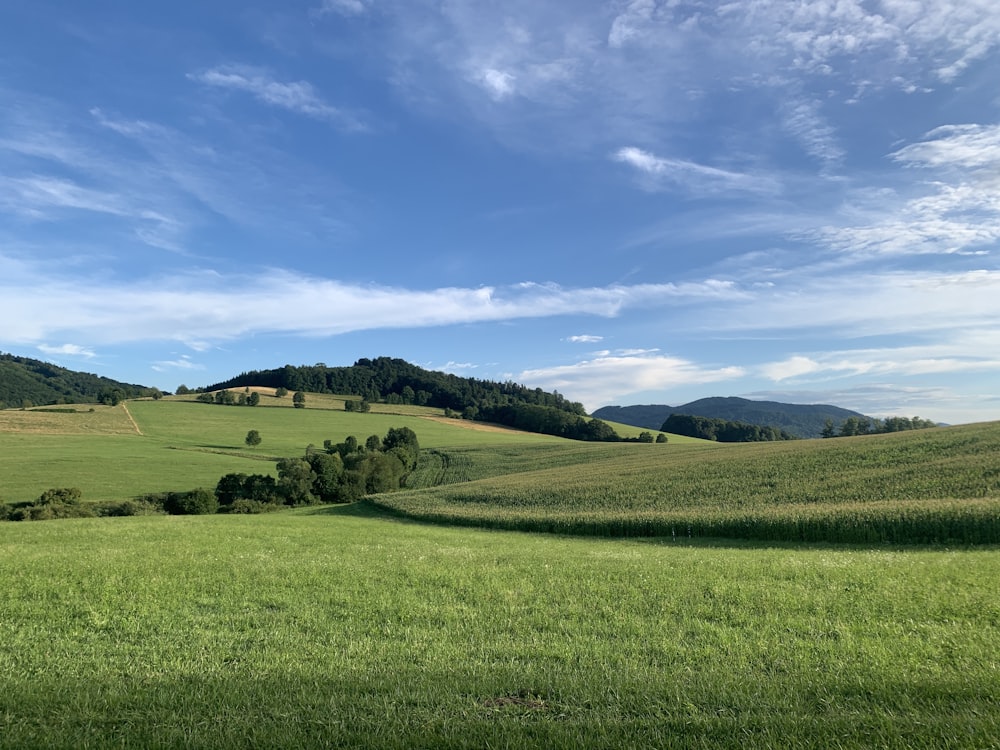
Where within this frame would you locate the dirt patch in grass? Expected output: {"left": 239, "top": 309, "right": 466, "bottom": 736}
{"left": 419, "top": 416, "right": 538, "bottom": 435}
{"left": 0, "top": 406, "right": 137, "bottom": 435}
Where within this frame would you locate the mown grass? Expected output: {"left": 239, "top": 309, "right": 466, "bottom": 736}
{"left": 378, "top": 422, "right": 1000, "bottom": 544}
{"left": 1, "top": 510, "right": 997, "bottom": 749}
{"left": 0, "top": 400, "right": 562, "bottom": 504}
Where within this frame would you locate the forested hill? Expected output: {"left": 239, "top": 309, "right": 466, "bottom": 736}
{"left": 0, "top": 352, "right": 156, "bottom": 409}
{"left": 593, "top": 398, "right": 866, "bottom": 439}
{"left": 205, "top": 357, "right": 623, "bottom": 441}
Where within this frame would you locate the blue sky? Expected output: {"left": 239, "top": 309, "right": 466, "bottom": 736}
{"left": 2, "top": 1, "right": 999, "bottom": 423}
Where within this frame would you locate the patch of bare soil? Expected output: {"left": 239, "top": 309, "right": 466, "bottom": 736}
{"left": 420, "top": 416, "right": 536, "bottom": 435}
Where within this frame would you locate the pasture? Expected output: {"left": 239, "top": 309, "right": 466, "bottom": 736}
{"left": 1, "top": 399, "right": 998, "bottom": 747}
{"left": 1, "top": 510, "right": 997, "bottom": 749}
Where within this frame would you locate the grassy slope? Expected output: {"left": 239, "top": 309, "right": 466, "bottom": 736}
{"left": 0, "top": 511, "right": 997, "bottom": 749}
{"left": 378, "top": 422, "right": 1000, "bottom": 544}
{"left": 0, "top": 398, "right": 557, "bottom": 503}
{"left": 0, "top": 397, "right": 699, "bottom": 504}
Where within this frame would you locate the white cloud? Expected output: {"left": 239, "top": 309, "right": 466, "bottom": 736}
{"left": 519, "top": 353, "right": 745, "bottom": 413}
{"left": 37, "top": 343, "right": 96, "bottom": 359}
{"left": 780, "top": 98, "right": 844, "bottom": 168}
{"left": 0, "top": 255, "right": 745, "bottom": 347}
{"left": 188, "top": 66, "right": 366, "bottom": 131}
{"left": 809, "top": 123, "right": 1000, "bottom": 257}
{"left": 475, "top": 68, "right": 516, "bottom": 100}
{"left": 568, "top": 334, "right": 603, "bottom": 343}
{"left": 317, "top": 0, "right": 370, "bottom": 16}
{"left": 152, "top": 355, "right": 202, "bottom": 372}
{"left": 613, "top": 146, "right": 778, "bottom": 195}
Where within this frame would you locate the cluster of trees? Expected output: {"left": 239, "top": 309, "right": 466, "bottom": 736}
{"left": 1, "top": 487, "right": 168, "bottom": 521}
{"left": 626, "top": 431, "right": 668, "bottom": 444}
{"left": 216, "top": 426, "right": 420, "bottom": 512}
{"left": 0, "top": 352, "right": 159, "bottom": 409}
{"left": 3, "top": 427, "right": 422, "bottom": 522}
{"left": 476, "top": 402, "right": 620, "bottom": 441}
{"left": 193, "top": 388, "right": 309, "bottom": 408}
{"left": 821, "top": 415, "right": 938, "bottom": 438}
{"left": 196, "top": 388, "right": 262, "bottom": 406}
{"left": 662, "top": 414, "right": 795, "bottom": 442}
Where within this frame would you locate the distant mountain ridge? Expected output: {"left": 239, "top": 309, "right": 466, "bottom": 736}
{"left": 0, "top": 352, "right": 156, "bottom": 408}
{"left": 592, "top": 397, "right": 867, "bottom": 439}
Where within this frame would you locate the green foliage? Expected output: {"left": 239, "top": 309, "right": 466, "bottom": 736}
{"left": 163, "top": 488, "right": 219, "bottom": 515}
{"left": 276, "top": 457, "right": 317, "bottom": 506}
{"left": 827, "top": 415, "right": 939, "bottom": 438}
{"left": 662, "top": 414, "right": 793, "bottom": 442}
{"left": 205, "top": 357, "right": 587, "bottom": 426}
{"left": 344, "top": 398, "right": 370, "bottom": 412}
{"left": 0, "top": 351, "right": 156, "bottom": 408}
{"left": 245, "top": 429, "right": 261, "bottom": 448}
{"left": 274, "top": 386, "right": 288, "bottom": 398}
{"left": 292, "top": 391, "right": 306, "bottom": 408}
{"left": 479, "top": 403, "right": 621, "bottom": 442}
{"left": 655, "top": 433, "right": 668, "bottom": 443}
{"left": 248, "top": 391, "right": 260, "bottom": 406}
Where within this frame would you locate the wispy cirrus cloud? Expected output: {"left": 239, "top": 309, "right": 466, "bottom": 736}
{"left": 188, "top": 65, "right": 367, "bottom": 131}
{"left": 805, "top": 123, "right": 1000, "bottom": 257}
{"left": 567, "top": 334, "right": 603, "bottom": 343}
{"left": 612, "top": 146, "right": 779, "bottom": 195}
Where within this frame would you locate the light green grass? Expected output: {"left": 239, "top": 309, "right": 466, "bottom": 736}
{"left": 0, "top": 400, "right": 561, "bottom": 504}
{"left": 1, "top": 510, "right": 997, "bottom": 749}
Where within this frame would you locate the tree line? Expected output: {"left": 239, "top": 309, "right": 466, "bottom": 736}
{"left": 661, "top": 414, "right": 795, "bottom": 442}
{"left": 0, "top": 352, "right": 159, "bottom": 409}
{"left": 821, "top": 415, "right": 938, "bottom": 438}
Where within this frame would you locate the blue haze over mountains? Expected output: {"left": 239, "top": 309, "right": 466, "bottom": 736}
{"left": 592, "top": 398, "right": 867, "bottom": 439}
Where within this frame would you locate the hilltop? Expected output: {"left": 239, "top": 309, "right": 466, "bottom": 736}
{"left": 593, "top": 397, "right": 866, "bottom": 439}
{"left": 0, "top": 352, "right": 158, "bottom": 409}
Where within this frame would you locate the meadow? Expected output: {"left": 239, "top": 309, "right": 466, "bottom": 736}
{"left": 1, "top": 399, "right": 998, "bottom": 747}
{"left": 1, "top": 510, "right": 997, "bottom": 749}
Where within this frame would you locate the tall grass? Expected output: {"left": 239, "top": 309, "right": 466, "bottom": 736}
{"left": 377, "top": 422, "right": 1000, "bottom": 544}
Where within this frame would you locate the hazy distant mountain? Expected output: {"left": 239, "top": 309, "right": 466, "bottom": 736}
{"left": 593, "top": 397, "right": 867, "bottom": 439}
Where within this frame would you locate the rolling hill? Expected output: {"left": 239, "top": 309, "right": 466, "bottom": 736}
{"left": 592, "top": 397, "right": 866, "bottom": 439}
{"left": 0, "top": 352, "right": 158, "bottom": 409}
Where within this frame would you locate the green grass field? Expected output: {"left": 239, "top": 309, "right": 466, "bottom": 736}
{"left": 1, "top": 510, "right": 997, "bottom": 749}
{"left": 1, "top": 399, "right": 999, "bottom": 747}
{"left": 0, "top": 399, "right": 564, "bottom": 504}
{"left": 379, "top": 422, "right": 1000, "bottom": 544}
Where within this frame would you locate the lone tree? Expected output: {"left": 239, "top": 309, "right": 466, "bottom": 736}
{"left": 245, "top": 429, "right": 262, "bottom": 448}
{"left": 293, "top": 391, "right": 306, "bottom": 409}
{"left": 275, "top": 387, "right": 288, "bottom": 398}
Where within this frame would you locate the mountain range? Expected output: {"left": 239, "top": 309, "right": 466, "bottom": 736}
{"left": 592, "top": 398, "right": 867, "bottom": 439}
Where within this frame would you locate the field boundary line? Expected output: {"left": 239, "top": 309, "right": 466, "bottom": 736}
{"left": 122, "top": 402, "right": 143, "bottom": 435}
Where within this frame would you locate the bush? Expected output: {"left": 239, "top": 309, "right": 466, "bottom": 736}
{"left": 164, "top": 488, "right": 219, "bottom": 515}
